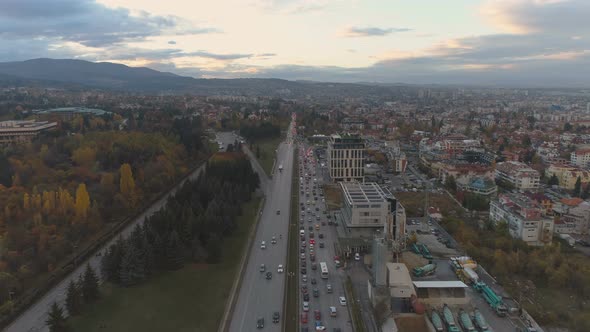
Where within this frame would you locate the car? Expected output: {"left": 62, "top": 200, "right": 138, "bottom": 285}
{"left": 330, "top": 306, "right": 337, "bottom": 317}
{"left": 319, "top": 233, "right": 324, "bottom": 239}
{"left": 302, "top": 284, "right": 308, "bottom": 293}
{"left": 261, "top": 241, "right": 266, "bottom": 249}
{"left": 309, "top": 239, "right": 315, "bottom": 245}
{"left": 315, "top": 322, "right": 326, "bottom": 331}
{"left": 319, "top": 242, "right": 325, "bottom": 248}
{"left": 310, "top": 232, "right": 315, "bottom": 239}
{"left": 313, "top": 288, "right": 319, "bottom": 297}
{"left": 266, "top": 272, "right": 272, "bottom": 280}
{"left": 308, "top": 226, "right": 313, "bottom": 231}
{"left": 260, "top": 264, "right": 266, "bottom": 272}
{"left": 301, "top": 253, "right": 306, "bottom": 259}
{"left": 302, "top": 274, "right": 307, "bottom": 282}
{"left": 301, "top": 268, "right": 307, "bottom": 274}
{"left": 301, "top": 312, "right": 308, "bottom": 324}
{"left": 257, "top": 317, "right": 264, "bottom": 329}
{"left": 354, "top": 252, "right": 360, "bottom": 261}
{"left": 314, "top": 309, "right": 321, "bottom": 320}
{"left": 311, "top": 278, "right": 317, "bottom": 284}
{"left": 271, "top": 236, "right": 277, "bottom": 244}
{"left": 303, "top": 301, "right": 310, "bottom": 312}
{"left": 273, "top": 311, "right": 280, "bottom": 323}
{"left": 303, "top": 293, "right": 310, "bottom": 301}
{"left": 310, "top": 254, "right": 316, "bottom": 262}
{"left": 301, "top": 261, "right": 306, "bottom": 268}
{"left": 278, "top": 264, "right": 284, "bottom": 273}
{"left": 277, "top": 210, "right": 281, "bottom": 215}
{"left": 339, "top": 296, "right": 347, "bottom": 306}
{"left": 300, "top": 247, "right": 305, "bottom": 253}
{"left": 311, "top": 262, "right": 317, "bottom": 270}
{"left": 326, "top": 284, "right": 333, "bottom": 293}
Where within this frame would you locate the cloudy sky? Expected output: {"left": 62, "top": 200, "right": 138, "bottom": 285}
{"left": 1, "top": 0, "right": 589, "bottom": 86}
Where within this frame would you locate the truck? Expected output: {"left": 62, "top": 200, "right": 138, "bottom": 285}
{"left": 412, "top": 263, "right": 437, "bottom": 277}
{"left": 442, "top": 304, "right": 461, "bottom": 332}
{"left": 429, "top": 310, "right": 444, "bottom": 332}
{"left": 418, "top": 243, "right": 433, "bottom": 260}
{"left": 472, "top": 309, "right": 491, "bottom": 331}
{"left": 458, "top": 308, "right": 476, "bottom": 331}
{"left": 278, "top": 164, "right": 283, "bottom": 172}
{"left": 474, "top": 282, "right": 508, "bottom": 317}
{"left": 461, "top": 267, "right": 479, "bottom": 284}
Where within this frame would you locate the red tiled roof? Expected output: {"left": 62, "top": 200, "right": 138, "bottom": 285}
{"left": 560, "top": 197, "right": 584, "bottom": 206}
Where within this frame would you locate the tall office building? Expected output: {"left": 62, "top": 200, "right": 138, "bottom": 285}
{"left": 327, "top": 134, "right": 365, "bottom": 182}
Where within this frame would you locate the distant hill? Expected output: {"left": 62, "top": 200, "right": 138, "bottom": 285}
{"left": 0, "top": 58, "right": 406, "bottom": 96}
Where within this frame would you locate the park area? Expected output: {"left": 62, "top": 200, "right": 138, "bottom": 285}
{"left": 70, "top": 198, "right": 261, "bottom": 332}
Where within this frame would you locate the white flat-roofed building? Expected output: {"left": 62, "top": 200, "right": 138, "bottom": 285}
{"left": 495, "top": 161, "right": 540, "bottom": 191}
{"left": 0, "top": 120, "right": 57, "bottom": 145}
{"left": 341, "top": 182, "right": 390, "bottom": 229}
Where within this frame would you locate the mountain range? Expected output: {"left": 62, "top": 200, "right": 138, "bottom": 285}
{"left": 0, "top": 58, "right": 405, "bottom": 97}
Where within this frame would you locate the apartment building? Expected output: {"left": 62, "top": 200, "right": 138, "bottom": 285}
{"left": 570, "top": 148, "right": 590, "bottom": 169}
{"left": 328, "top": 134, "right": 365, "bottom": 182}
{"left": 495, "top": 161, "right": 540, "bottom": 191}
{"left": 546, "top": 164, "right": 590, "bottom": 190}
{"left": 0, "top": 120, "right": 57, "bottom": 145}
{"left": 489, "top": 193, "right": 553, "bottom": 246}
{"left": 553, "top": 197, "right": 590, "bottom": 234}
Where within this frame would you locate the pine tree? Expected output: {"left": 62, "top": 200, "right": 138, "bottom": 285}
{"left": 65, "top": 279, "right": 82, "bottom": 316}
{"left": 548, "top": 174, "right": 559, "bottom": 186}
{"left": 574, "top": 176, "right": 582, "bottom": 197}
{"left": 46, "top": 302, "right": 69, "bottom": 332}
{"left": 165, "top": 230, "right": 185, "bottom": 270}
{"left": 81, "top": 264, "right": 99, "bottom": 302}
{"left": 120, "top": 241, "right": 145, "bottom": 287}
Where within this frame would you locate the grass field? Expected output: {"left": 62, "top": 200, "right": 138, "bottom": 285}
{"left": 70, "top": 198, "right": 262, "bottom": 332}
{"left": 252, "top": 137, "right": 282, "bottom": 176}
{"left": 323, "top": 184, "right": 343, "bottom": 211}
{"left": 394, "top": 191, "right": 464, "bottom": 218}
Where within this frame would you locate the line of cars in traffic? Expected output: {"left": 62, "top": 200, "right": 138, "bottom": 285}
{"left": 298, "top": 146, "right": 347, "bottom": 332}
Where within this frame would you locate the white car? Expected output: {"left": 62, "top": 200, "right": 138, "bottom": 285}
{"left": 339, "top": 296, "right": 347, "bottom": 306}
{"left": 271, "top": 236, "right": 277, "bottom": 244}
{"left": 277, "top": 264, "right": 284, "bottom": 273}
{"left": 261, "top": 241, "right": 266, "bottom": 249}
{"left": 303, "top": 301, "right": 309, "bottom": 312}
{"left": 354, "top": 253, "right": 360, "bottom": 261}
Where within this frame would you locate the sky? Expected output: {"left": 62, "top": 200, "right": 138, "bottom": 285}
{"left": 0, "top": 0, "right": 589, "bottom": 87}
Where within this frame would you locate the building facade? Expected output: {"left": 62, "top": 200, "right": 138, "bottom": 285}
{"left": 489, "top": 193, "right": 553, "bottom": 246}
{"left": 571, "top": 148, "right": 590, "bottom": 169}
{"left": 546, "top": 164, "right": 590, "bottom": 190}
{"left": 495, "top": 161, "right": 540, "bottom": 191}
{"left": 328, "top": 134, "right": 365, "bottom": 182}
{"left": 0, "top": 120, "right": 57, "bottom": 145}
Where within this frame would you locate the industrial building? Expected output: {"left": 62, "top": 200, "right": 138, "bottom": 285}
{"left": 327, "top": 134, "right": 365, "bottom": 182}
{"left": 0, "top": 120, "right": 57, "bottom": 145}
{"left": 413, "top": 281, "right": 469, "bottom": 305}
{"left": 33, "top": 107, "right": 112, "bottom": 120}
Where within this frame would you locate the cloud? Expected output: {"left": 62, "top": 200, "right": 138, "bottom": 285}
{"left": 0, "top": 0, "right": 219, "bottom": 48}
{"left": 341, "top": 26, "right": 412, "bottom": 37}
{"left": 251, "top": 0, "right": 339, "bottom": 14}
{"left": 256, "top": 53, "right": 277, "bottom": 57}
{"left": 168, "top": 40, "right": 177, "bottom": 45}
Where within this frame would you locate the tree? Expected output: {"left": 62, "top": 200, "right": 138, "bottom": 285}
{"left": 581, "top": 184, "right": 590, "bottom": 199}
{"left": 64, "top": 279, "right": 82, "bottom": 316}
{"left": 255, "top": 145, "right": 261, "bottom": 159}
{"left": 548, "top": 174, "right": 559, "bottom": 186}
{"left": 81, "top": 264, "right": 99, "bottom": 302}
{"left": 564, "top": 122, "right": 573, "bottom": 132}
{"left": 574, "top": 176, "right": 582, "bottom": 197}
{"left": 119, "top": 163, "right": 136, "bottom": 208}
{"left": 74, "top": 183, "right": 90, "bottom": 219}
{"left": 0, "top": 153, "right": 13, "bottom": 187}
{"left": 119, "top": 240, "right": 145, "bottom": 287}
{"left": 165, "top": 230, "right": 185, "bottom": 270}
{"left": 46, "top": 302, "right": 69, "bottom": 332}
{"left": 444, "top": 175, "right": 457, "bottom": 192}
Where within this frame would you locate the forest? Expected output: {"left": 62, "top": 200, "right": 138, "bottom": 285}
{"left": 98, "top": 153, "right": 259, "bottom": 287}
{"left": 0, "top": 114, "right": 208, "bottom": 317}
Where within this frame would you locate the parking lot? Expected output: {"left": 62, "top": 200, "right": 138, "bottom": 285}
{"left": 297, "top": 144, "right": 353, "bottom": 332}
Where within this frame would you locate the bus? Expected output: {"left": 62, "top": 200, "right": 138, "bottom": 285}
{"left": 320, "top": 262, "right": 328, "bottom": 279}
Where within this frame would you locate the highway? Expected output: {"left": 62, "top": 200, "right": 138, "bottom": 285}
{"left": 228, "top": 122, "right": 295, "bottom": 332}
{"left": 5, "top": 132, "right": 237, "bottom": 332}
{"left": 297, "top": 142, "right": 353, "bottom": 332}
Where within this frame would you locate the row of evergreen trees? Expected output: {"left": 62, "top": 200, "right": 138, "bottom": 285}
{"left": 99, "top": 156, "right": 259, "bottom": 287}
{"left": 46, "top": 264, "right": 100, "bottom": 332}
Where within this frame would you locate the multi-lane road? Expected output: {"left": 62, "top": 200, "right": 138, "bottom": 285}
{"left": 228, "top": 123, "right": 295, "bottom": 331}
{"left": 6, "top": 132, "right": 237, "bottom": 332}
{"left": 297, "top": 143, "right": 353, "bottom": 332}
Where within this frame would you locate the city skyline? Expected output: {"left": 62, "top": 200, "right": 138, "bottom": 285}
{"left": 1, "top": 0, "right": 589, "bottom": 86}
